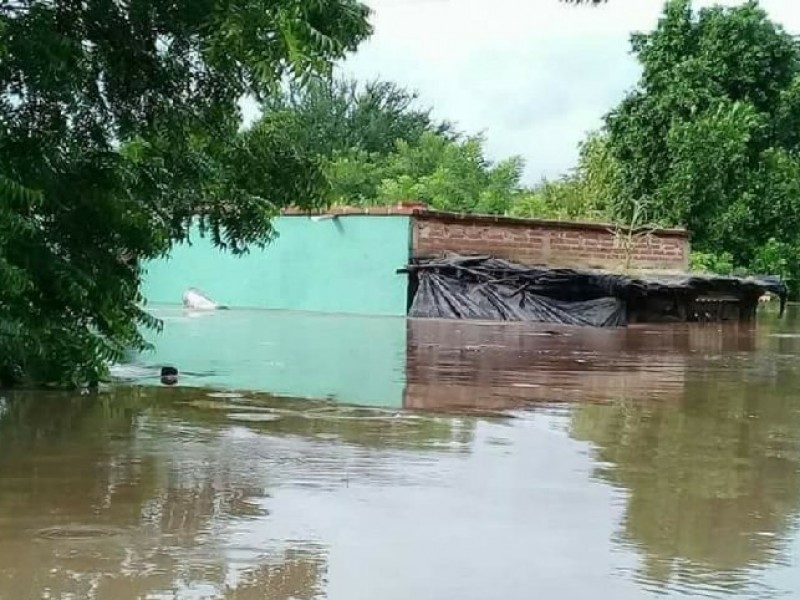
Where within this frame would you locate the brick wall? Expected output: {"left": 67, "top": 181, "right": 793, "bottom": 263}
{"left": 411, "top": 211, "right": 690, "bottom": 272}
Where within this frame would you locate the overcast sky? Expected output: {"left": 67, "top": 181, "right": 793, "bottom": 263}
{"left": 338, "top": 0, "right": 800, "bottom": 184}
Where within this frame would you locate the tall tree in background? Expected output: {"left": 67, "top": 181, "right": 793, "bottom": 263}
{"left": 510, "top": 132, "right": 621, "bottom": 221}
{"left": 260, "top": 77, "right": 451, "bottom": 159}
{"left": 324, "top": 131, "right": 525, "bottom": 213}
{"left": 606, "top": 0, "right": 800, "bottom": 281}
{"left": 372, "top": 132, "right": 525, "bottom": 214}
{"left": 0, "top": 1, "right": 371, "bottom": 386}
{"left": 247, "top": 76, "right": 524, "bottom": 213}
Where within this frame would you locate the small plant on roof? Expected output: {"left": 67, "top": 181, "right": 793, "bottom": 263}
{"left": 609, "top": 199, "right": 660, "bottom": 273}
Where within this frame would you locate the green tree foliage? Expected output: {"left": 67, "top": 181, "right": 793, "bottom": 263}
{"left": 605, "top": 0, "right": 800, "bottom": 282}
{"left": 355, "top": 132, "right": 526, "bottom": 214}
{"left": 510, "top": 132, "right": 621, "bottom": 221}
{"left": 689, "top": 251, "right": 736, "bottom": 276}
{"left": 0, "top": 1, "right": 371, "bottom": 387}
{"left": 249, "top": 77, "right": 524, "bottom": 214}
{"left": 261, "top": 77, "right": 452, "bottom": 159}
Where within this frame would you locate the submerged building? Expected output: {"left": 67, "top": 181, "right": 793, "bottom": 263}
{"left": 142, "top": 206, "right": 785, "bottom": 326}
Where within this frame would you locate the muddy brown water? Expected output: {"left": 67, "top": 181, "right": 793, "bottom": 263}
{"left": 2, "top": 307, "right": 800, "bottom": 599}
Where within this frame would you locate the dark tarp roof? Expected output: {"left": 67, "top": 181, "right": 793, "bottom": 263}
{"left": 402, "top": 256, "right": 788, "bottom": 327}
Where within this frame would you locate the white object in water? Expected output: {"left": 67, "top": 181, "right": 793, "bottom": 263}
{"left": 182, "top": 288, "right": 220, "bottom": 310}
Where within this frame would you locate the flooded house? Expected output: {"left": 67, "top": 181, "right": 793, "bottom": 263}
{"left": 404, "top": 256, "right": 786, "bottom": 326}
{"left": 142, "top": 206, "right": 786, "bottom": 327}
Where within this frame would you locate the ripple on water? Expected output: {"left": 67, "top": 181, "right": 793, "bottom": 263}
{"left": 36, "top": 525, "right": 124, "bottom": 540}
{"left": 227, "top": 412, "right": 283, "bottom": 422}
{"left": 206, "top": 391, "right": 246, "bottom": 399}
{"left": 298, "top": 406, "right": 405, "bottom": 422}
{"left": 9, "top": 310, "right": 800, "bottom": 600}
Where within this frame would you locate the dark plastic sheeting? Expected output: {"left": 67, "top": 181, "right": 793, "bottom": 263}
{"left": 404, "top": 256, "right": 788, "bottom": 328}
{"left": 409, "top": 271, "right": 627, "bottom": 327}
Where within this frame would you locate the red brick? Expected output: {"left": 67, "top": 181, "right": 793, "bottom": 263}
{"left": 410, "top": 214, "right": 689, "bottom": 271}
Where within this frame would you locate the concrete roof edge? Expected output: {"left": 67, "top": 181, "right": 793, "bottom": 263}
{"left": 411, "top": 209, "right": 689, "bottom": 238}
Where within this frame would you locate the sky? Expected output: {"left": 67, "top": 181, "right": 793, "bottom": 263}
{"left": 337, "top": 0, "right": 800, "bottom": 184}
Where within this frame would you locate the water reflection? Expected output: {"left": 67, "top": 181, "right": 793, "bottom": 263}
{"left": 223, "top": 550, "right": 327, "bottom": 600}
{"left": 405, "top": 314, "right": 800, "bottom": 598}
{"left": 0, "top": 389, "right": 478, "bottom": 599}
{"left": 3, "top": 308, "right": 800, "bottom": 599}
{"left": 572, "top": 375, "right": 800, "bottom": 597}
{"left": 138, "top": 308, "right": 407, "bottom": 408}
{"left": 405, "top": 319, "right": 690, "bottom": 412}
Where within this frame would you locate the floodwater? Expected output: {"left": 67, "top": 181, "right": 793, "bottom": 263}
{"left": 2, "top": 307, "right": 800, "bottom": 599}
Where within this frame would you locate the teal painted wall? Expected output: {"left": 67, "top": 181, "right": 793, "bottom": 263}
{"left": 136, "top": 307, "right": 406, "bottom": 408}
{"left": 141, "top": 215, "right": 411, "bottom": 316}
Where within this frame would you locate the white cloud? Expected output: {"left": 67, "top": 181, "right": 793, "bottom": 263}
{"left": 342, "top": 0, "right": 800, "bottom": 183}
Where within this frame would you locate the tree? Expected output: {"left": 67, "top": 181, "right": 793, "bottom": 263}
{"left": 375, "top": 133, "right": 525, "bottom": 214}
{"left": 324, "top": 131, "right": 526, "bottom": 214}
{"left": 0, "top": 1, "right": 371, "bottom": 386}
{"left": 261, "top": 77, "right": 452, "bottom": 158}
{"left": 245, "top": 77, "right": 523, "bottom": 214}
{"left": 605, "top": 0, "right": 800, "bottom": 284}
{"left": 241, "top": 76, "right": 456, "bottom": 207}
{"left": 250, "top": 76, "right": 457, "bottom": 206}
{"left": 510, "top": 132, "right": 621, "bottom": 221}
